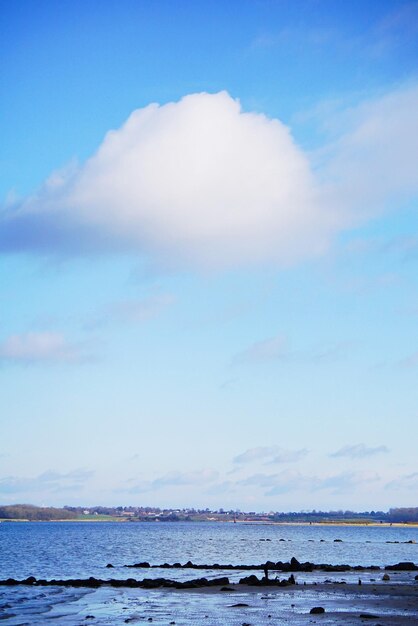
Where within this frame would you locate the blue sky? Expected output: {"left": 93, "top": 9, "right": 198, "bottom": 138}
{"left": 1, "top": 0, "right": 418, "bottom": 511}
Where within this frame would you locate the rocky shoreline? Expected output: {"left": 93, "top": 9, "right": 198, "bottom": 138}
{"left": 119, "top": 556, "right": 418, "bottom": 574}
{"left": 1, "top": 559, "right": 417, "bottom": 591}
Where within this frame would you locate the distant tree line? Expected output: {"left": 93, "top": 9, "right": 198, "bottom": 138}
{"left": 387, "top": 508, "right": 418, "bottom": 522}
{"left": 0, "top": 504, "right": 76, "bottom": 520}
{"left": 1, "top": 504, "right": 417, "bottom": 522}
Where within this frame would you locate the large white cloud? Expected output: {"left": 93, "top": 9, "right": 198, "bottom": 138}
{"left": 1, "top": 92, "right": 333, "bottom": 268}
{"left": 2, "top": 86, "right": 417, "bottom": 269}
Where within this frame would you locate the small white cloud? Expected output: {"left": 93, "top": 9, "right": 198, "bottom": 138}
{"left": 0, "top": 332, "right": 93, "bottom": 365}
{"left": 270, "top": 448, "right": 308, "bottom": 464}
{"left": 330, "top": 444, "right": 389, "bottom": 459}
{"left": 233, "top": 446, "right": 279, "bottom": 464}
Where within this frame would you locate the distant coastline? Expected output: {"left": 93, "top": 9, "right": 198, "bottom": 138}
{"left": 1, "top": 504, "right": 418, "bottom": 526}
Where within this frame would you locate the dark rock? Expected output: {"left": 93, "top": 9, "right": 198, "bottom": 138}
{"left": 23, "top": 576, "right": 36, "bottom": 585}
{"left": 209, "top": 577, "right": 229, "bottom": 586}
{"left": 230, "top": 603, "right": 250, "bottom": 607}
{"left": 220, "top": 586, "right": 236, "bottom": 591}
{"left": 323, "top": 565, "right": 350, "bottom": 572}
{"left": 310, "top": 607, "right": 325, "bottom": 614}
{"left": 106, "top": 564, "right": 114, "bottom": 568}
{"left": 359, "top": 614, "right": 378, "bottom": 619}
{"left": 239, "top": 575, "right": 260, "bottom": 585}
{"left": 385, "top": 562, "right": 418, "bottom": 571}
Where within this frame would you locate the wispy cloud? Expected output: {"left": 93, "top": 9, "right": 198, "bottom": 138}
{"left": 233, "top": 446, "right": 307, "bottom": 465}
{"left": 0, "top": 469, "right": 94, "bottom": 494}
{"left": 233, "top": 447, "right": 279, "bottom": 464}
{"left": 398, "top": 350, "right": 418, "bottom": 369}
{"left": 385, "top": 472, "right": 418, "bottom": 491}
{"left": 238, "top": 470, "right": 316, "bottom": 495}
{"left": 235, "top": 469, "right": 380, "bottom": 496}
{"left": 152, "top": 469, "right": 219, "bottom": 489}
{"left": 371, "top": 2, "right": 418, "bottom": 56}
{"left": 86, "top": 292, "right": 175, "bottom": 330}
{"left": 330, "top": 444, "right": 389, "bottom": 459}
{"left": 204, "top": 480, "right": 236, "bottom": 496}
{"left": 316, "top": 471, "right": 380, "bottom": 494}
{"left": 233, "top": 335, "right": 288, "bottom": 365}
{"left": 0, "top": 332, "right": 95, "bottom": 365}
{"left": 127, "top": 469, "right": 219, "bottom": 493}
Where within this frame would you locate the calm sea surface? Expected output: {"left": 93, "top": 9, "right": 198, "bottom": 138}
{"left": 1, "top": 521, "right": 417, "bottom": 580}
{"left": 1, "top": 523, "right": 418, "bottom": 625}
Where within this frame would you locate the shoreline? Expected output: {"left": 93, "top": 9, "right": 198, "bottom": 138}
{"left": 1, "top": 518, "right": 418, "bottom": 527}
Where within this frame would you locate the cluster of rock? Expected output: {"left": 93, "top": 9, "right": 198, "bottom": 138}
{"left": 0, "top": 574, "right": 296, "bottom": 589}
{"left": 118, "top": 556, "right": 418, "bottom": 573}
{"left": 1, "top": 560, "right": 416, "bottom": 591}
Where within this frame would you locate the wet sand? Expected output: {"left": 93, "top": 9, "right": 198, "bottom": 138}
{"left": 179, "top": 581, "right": 418, "bottom": 624}
{"left": 2, "top": 580, "right": 417, "bottom": 624}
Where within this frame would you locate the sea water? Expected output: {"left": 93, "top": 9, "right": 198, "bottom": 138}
{"left": 1, "top": 522, "right": 417, "bottom": 624}
{"left": 1, "top": 521, "right": 418, "bottom": 579}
